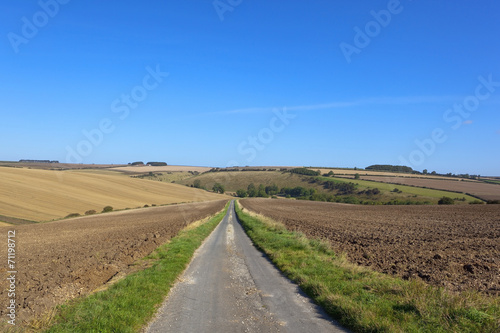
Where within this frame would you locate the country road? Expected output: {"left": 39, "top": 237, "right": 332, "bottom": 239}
{"left": 145, "top": 201, "right": 348, "bottom": 333}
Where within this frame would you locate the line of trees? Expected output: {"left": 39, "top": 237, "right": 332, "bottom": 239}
{"left": 289, "top": 167, "right": 321, "bottom": 176}
{"left": 366, "top": 164, "right": 414, "bottom": 173}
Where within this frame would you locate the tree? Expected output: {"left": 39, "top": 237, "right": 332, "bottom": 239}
{"left": 354, "top": 173, "right": 360, "bottom": 180}
{"left": 193, "top": 180, "right": 201, "bottom": 188}
{"left": 247, "top": 183, "right": 257, "bottom": 197}
{"left": 212, "top": 183, "right": 225, "bottom": 194}
{"left": 257, "top": 184, "right": 268, "bottom": 197}
{"left": 236, "top": 189, "right": 247, "bottom": 198}
{"left": 423, "top": 169, "right": 428, "bottom": 174}
{"left": 265, "top": 184, "right": 279, "bottom": 196}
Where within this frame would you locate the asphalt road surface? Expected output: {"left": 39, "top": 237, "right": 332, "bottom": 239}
{"left": 146, "top": 201, "right": 348, "bottom": 333}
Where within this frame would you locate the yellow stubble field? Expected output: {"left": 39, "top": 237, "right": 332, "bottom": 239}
{"left": 0, "top": 167, "right": 226, "bottom": 222}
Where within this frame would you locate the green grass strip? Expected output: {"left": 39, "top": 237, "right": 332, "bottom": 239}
{"left": 235, "top": 201, "right": 499, "bottom": 333}
{"left": 44, "top": 201, "right": 230, "bottom": 333}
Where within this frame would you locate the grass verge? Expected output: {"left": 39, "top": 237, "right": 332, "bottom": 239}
{"left": 235, "top": 201, "right": 499, "bottom": 332}
{"left": 43, "top": 201, "right": 230, "bottom": 333}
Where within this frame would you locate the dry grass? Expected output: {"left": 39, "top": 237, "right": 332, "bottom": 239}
{"left": 0, "top": 167, "right": 227, "bottom": 221}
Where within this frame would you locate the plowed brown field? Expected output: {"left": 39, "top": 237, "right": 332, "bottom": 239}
{"left": 360, "top": 176, "right": 500, "bottom": 201}
{"left": 0, "top": 200, "right": 227, "bottom": 325}
{"left": 240, "top": 199, "right": 500, "bottom": 294}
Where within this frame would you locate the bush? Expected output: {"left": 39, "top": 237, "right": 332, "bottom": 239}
{"left": 469, "top": 200, "right": 485, "bottom": 205}
{"left": 487, "top": 200, "right": 500, "bottom": 204}
{"left": 85, "top": 210, "right": 97, "bottom": 215}
{"left": 438, "top": 197, "right": 454, "bottom": 205}
{"left": 102, "top": 206, "right": 114, "bottom": 213}
{"left": 65, "top": 213, "right": 80, "bottom": 218}
{"left": 144, "top": 204, "right": 149, "bottom": 207}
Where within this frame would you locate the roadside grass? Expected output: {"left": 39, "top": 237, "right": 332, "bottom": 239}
{"left": 43, "top": 201, "right": 230, "bottom": 333}
{"left": 235, "top": 201, "right": 499, "bottom": 332}
{"left": 316, "top": 176, "right": 479, "bottom": 203}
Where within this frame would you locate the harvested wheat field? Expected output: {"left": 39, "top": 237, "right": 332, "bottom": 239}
{"left": 0, "top": 167, "right": 226, "bottom": 222}
{"left": 240, "top": 198, "right": 500, "bottom": 294}
{"left": 0, "top": 200, "right": 227, "bottom": 326}
{"left": 111, "top": 165, "right": 212, "bottom": 173}
{"left": 360, "top": 176, "right": 500, "bottom": 201}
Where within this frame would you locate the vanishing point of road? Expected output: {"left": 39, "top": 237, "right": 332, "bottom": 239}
{"left": 146, "top": 201, "right": 348, "bottom": 333}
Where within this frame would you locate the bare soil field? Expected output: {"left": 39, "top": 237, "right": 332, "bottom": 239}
{"left": 360, "top": 176, "right": 500, "bottom": 201}
{"left": 0, "top": 167, "right": 226, "bottom": 221}
{"left": 0, "top": 200, "right": 227, "bottom": 326}
{"left": 240, "top": 199, "right": 500, "bottom": 295}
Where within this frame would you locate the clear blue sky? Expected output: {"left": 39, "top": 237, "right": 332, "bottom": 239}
{"left": 1, "top": 0, "right": 499, "bottom": 175}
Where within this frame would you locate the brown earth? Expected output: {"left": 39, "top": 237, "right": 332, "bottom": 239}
{"left": 240, "top": 199, "right": 500, "bottom": 295}
{"left": 0, "top": 200, "right": 227, "bottom": 326}
{"left": 359, "top": 176, "right": 500, "bottom": 201}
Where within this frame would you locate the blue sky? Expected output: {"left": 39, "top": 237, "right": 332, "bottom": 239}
{"left": 1, "top": 0, "right": 499, "bottom": 175}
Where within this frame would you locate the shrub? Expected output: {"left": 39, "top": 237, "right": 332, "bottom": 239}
{"left": 469, "top": 200, "right": 485, "bottom": 205}
{"left": 102, "top": 206, "right": 114, "bottom": 213}
{"left": 438, "top": 197, "right": 454, "bottom": 205}
{"left": 144, "top": 204, "right": 149, "bottom": 207}
{"left": 85, "top": 210, "right": 97, "bottom": 215}
{"left": 487, "top": 200, "right": 500, "bottom": 204}
{"left": 65, "top": 213, "right": 80, "bottom": 218}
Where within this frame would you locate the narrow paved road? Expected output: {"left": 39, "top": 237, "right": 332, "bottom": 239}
{"left": 146, "top": 201, "right": 348, "bottom": 333}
